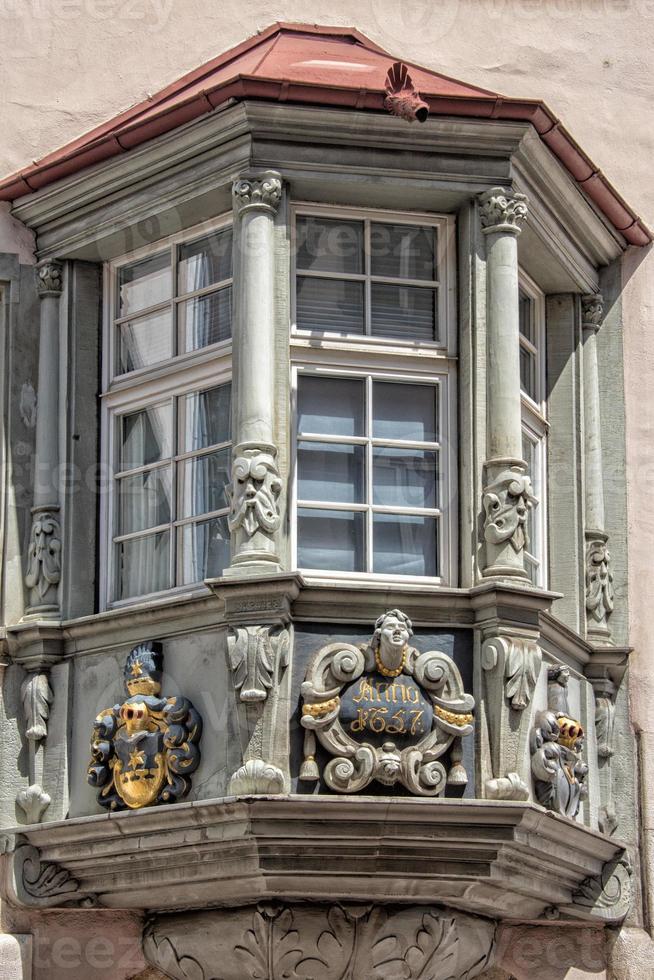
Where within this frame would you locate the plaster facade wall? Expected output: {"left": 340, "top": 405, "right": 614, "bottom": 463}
{"left": 1, "top": 3, "right": 653, "bottom": 979}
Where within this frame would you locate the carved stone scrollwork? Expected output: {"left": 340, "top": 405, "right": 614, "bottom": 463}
{"left": 88, "top": 641, "right": 202, "bottom": 811}
{"left": 478, "top": 187, "right": 529, "bottom": 234}
{"left": 16, "top": 672, "right": 54, "bottom": 823}
{"left": 36, "top": 260, "right": 63, "bottom": 296}
{"left": 25, "top": 509, "right": 61, "bottom": 601}
{"left": 585, "top": 535, "right": 614, "bottom": 629}
{"left": 143, "top": 903, "right": 496, "bottom": 980}
{"left": 228, "top": 625, "right": 289, "bottom": 703}
{"left": 571, "top": 855, "right": 632, "bottom": 923}
{"left": 482, "top": 469, "right": 536, "bottom": 554}
{"left": 9, "top": 842, "right": 97, "bottom": 909}
{"left": 482, "top": 635, "right": 541, "bottom": 711}
{"left": 530, "top": 666, "right": 588, "bottom": 818}
{"left": 232, "top": 173, "right": 282, "bottom": 215}
{"left": 226, "top": 449, "right": 282, "bottom": 539}
{"left": 300, "top": 609, "right": 474, "bottom": 796}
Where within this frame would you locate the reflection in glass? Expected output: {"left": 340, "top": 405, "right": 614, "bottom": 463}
{"left": 118, "top": 467, "right": 172, "bottom": 535}
{"left": 183, "top": 385, "right": 231, "bottom": 452}
{"left": 180, "top": 287, "right": 232, "bottom": 351}
{"left": 178, "top": 228, "right": 232, "bottom": 295}
{"left": 181, "top": 515, "right": 230, "bottom": 584}
{"left": 296, "top": 276, "right": 364, "bottom": 334}
{"left": 373, "top": 382, "right": 438, "bottom": 442}
{"left": 119, "top": 309, "right": 172, "bottom": 374}
{"left": 372, "top": 448, "right": 438, "bottom": 509}
{"left": 370, "top": 223, "right": 436, "bottom": 281}
{"left": 118, "top": 252, "right": 171, "bottom": 317}
{"left": 520, "top": 346, "right": 537, "bottom": 401}
{"left": 298, "top": 442, "right": 365, "bottom": 504}
{"left": 370, "top": 283, "right": 437, "bottom": 342}
{"left": 120, "top": 404, "right": 172, "bottom": 471}
{"left": 116, "top": 531, "right": 170, "bottom": 600}
{"left": 180, "top": 449, "right": 231, "bottom": 518}
{"left": 298, "top": 376, "right": 364, "bottom": 437}
{"left": 296, "top": 216, "right": 363, "bottom": 274}
{"left": 297, "top": 508, "right": 365, "bottom": 572}
{"left": 373, "top": 513, "right": 438, "bottom": 577}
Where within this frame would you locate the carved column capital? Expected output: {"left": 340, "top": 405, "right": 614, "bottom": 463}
{"left": 581, "top": 292, "right": 604, "bottom": 332}
{"left": 36, "top": 260, "right": 63, "bottom": 297}
{"left": 478, "top": 186, "right": 528, "bottom": 235}
{"left": 232, "top": 172, "right": 282, "bottom": 216}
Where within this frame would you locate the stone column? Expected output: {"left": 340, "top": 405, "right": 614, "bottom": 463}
{"left": 478, "top": 188, "right": 535, "bottom": 579}
{"left": 24, "top": 261, "right": 63, "bottom": 616}
{"left": 225, "top": 172, "right": 283, "bottom": 577}
{"left": 582, "top": 294, "right": 613, "bottom": 642}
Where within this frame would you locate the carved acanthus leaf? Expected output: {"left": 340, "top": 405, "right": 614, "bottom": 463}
{"left": 581, "top": 293, "right": 604, "bottom": 330}
{"left": 21, "top": 672, "right": 53, "bottom": 741}
{"left": 36, "top": 260, "right": 63, "bottom": 296}
{"left": 585, "top": 538, "right": 614, "bottom": 626}
{"left": 479, "top": 187, "right": 528, "bottom": 233}
{"left": 25, "top": 511, "right": 61, "bottom": 599}
{"left": 232, "top": 174, "right": 282, "bottom": 214}
{"left": 228, "top": 626, "right": 289, "bottom": 702}
{"left": 595, "top": 692, "right": 616, "bottom": 759}
{"left": 482, "top": 636, "right": 541, "bottom": 711}
{"left": 10, "top": 842, "right": 97, "bottom": 909}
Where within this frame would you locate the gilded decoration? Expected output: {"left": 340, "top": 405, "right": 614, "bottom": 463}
{"left": 87, "top": 642, "right": 202, "bottom": 811}
{"left": 300, "top": 609, "right": 474, "bottom": 796}
{"left": 530, "top": 666, "right": 588, "bottom": 818}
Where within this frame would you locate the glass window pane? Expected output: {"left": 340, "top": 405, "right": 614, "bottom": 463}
{"left": 298, "top": 376, "right": 364, "bottom": 437}
{"left": 180, "top": 449, "right": 230, "bottom": 518}
{"left": 298, "top": 442, "right": 365, "bottom": 504}
{"left": 180, "top": 287, "right": 232, "bottom": 351}
{"left": 118, "top": 252, "right": 171, "bottom": 317}
{"left": 297, "top": 508, "right": 365, "bottom": 572}
{"left": 178, "top": 228, "right": 232, "bottom": 295}
{"left": 370, "top": 223, "right": 436, "bottom": 281}
{"left": 519, "top": 292, "right": 534, "bottom": 344}
{"left": 115, "top": 531, "right": 171, "bottom": 600}
{"left": 372, "top": 448, "right": 438, "bottom": 508}
{"left": 120, "top": 404, "right": 172, "bottom": 471}
{"left": 373, "top": 514, "right": 438, "bottom": 577}
{"left": 520, "top": 345, "right": 537, "bottom": 400}
{"left": 118, "top": 467, "right": 172, "bottom": 535}
{"left": 370, "top": 283, "right": 437, "bottom": 342}
{"left": 180, "top": 515, "right": 230, "bottom": 584}
{"left": 183, "top": 385, "right": 231, "bottom": 451}
{"left": 373, "top": 382, "right": 438, "bottom": 442}
{"left": 296, "top": 276, "right": 364, "bottom": 334}
{"left": 296, "top": 216, "right": 363, "bottom": 274}
{"left": 118, "top": 309, "right": 172, "bottom": 374}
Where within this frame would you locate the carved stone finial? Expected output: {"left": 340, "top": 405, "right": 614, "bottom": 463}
{"left": 226, "top": 448, "right": 282, "bottom": 538}
{"left": 232, "top": 173, "right": 282, "bottom": 215}
{"left": 87, "top": 642, "right": 202, "bottom": 811}
{"left": 478, "top": 187, "right": 528, "bottom": 234}
{"left": 300, "top": 609, "right": 475, "bottom": 796}
{"left": 581, "top": 293, "right": 604, "bottom": 331}
{"left": 36, "top": 260, "right": 63, "bottom": 297}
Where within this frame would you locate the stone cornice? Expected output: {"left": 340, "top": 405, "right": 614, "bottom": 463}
{"left": 1, "top": 796, "right": 627, "bottom": 923}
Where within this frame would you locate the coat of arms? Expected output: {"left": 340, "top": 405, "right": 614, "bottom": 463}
{"left": 87, "top": 642, "right": 202, "bottom": 811}
{"left": 299, "top": 609, "right": 475, "bottom": 796}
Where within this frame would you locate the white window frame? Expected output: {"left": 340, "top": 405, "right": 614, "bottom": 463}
{"left": 290, "top": 203, "right": 457, "bottom": 357}
{"left": 100, "top": 214, "right": 233, "bottom": 610}
{"left": 289, "top": 202, "right": 457, "bottom": 586}
{"left": 519, "top": 269, "right": 548, "bottom": 588}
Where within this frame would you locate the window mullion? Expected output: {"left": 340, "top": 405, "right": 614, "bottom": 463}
{"left": 366, "top": 374, "right": 373, "bottom": 573}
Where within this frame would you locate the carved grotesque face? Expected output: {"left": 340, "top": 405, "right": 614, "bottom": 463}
{"left": 228, "top": 454, "right": 282, "bottom": 537}
{"left": 379, "top": 615, "right": 410, "bottom": 656}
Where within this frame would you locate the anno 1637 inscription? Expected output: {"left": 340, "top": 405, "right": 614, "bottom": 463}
{"left": 300, "top": 610, "right": 475, "bottom": 796}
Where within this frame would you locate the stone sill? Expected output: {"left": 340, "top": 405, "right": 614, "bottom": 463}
{"left": 2, "top": 795, "right": 628, "bottom": 924}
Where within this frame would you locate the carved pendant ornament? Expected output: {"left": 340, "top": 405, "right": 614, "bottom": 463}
{"left": 482, "top": 468, "right": 536, "bottom": 553}
{"left": 227, "top": 449, "right": 282, "bottom": 538}
{"left": 530, "top": 666, "right": 588, "bottom": 819}
{"left": 585, "top": 536, "right": 614, "bottom": 625}
{"left": 300, "top": 609, "right": 474, "bottom": 796}
{"left": 88, "top": 642, "right": 202, "bottom": 811}
{"left": 25, "top": 509, "right": 61, "bottom": 599}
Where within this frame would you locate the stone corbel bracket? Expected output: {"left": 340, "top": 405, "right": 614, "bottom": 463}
{"left": 482, "top": 634, "right": 542, "bottom": 801}
{"left": 4, "top": 839, "right": 97, "bottom": 909}
{"left": 206, "top": 574, "right": 303, "bottom": 794}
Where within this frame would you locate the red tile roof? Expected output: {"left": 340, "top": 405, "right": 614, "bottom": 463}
{"left": 1, "top": 23, "right": 649, "bottom": 245}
